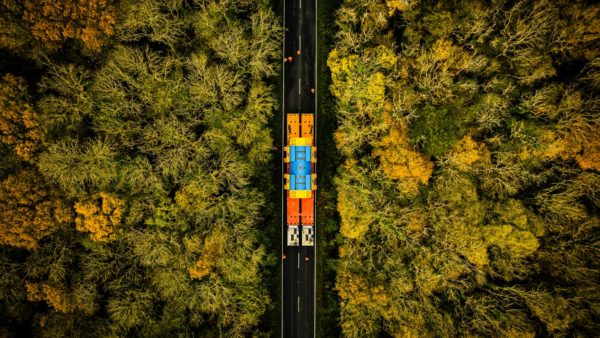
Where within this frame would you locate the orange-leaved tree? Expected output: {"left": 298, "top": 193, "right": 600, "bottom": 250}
{"left": 22, "top": 0, "right": 117, "bottom": 50}
{"left": 385, "top": 0, "right": 419, "bottom": 16}
{"left": 575, "top": 127, "right": 600, "bottom": 171}
{"left": 446, "top": 135, "right": 490, "bottom": 171}
{"left": 74, "top": 192, "right": 124, "bottom": 242}
{"left": 0, "top": 170, "right": 71, "bottom": 249}
{"left": 0, "top": 74, "right": 42, "bottom": 162}
{"left": 26, "top": 282, "right": 75, "bottom": 313}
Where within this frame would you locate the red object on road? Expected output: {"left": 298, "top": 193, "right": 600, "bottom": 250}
{"left": 301, "top": 196, "right": 314, "bottom": 225}
{"left": 287, "top": 193, "right": 299, "bottom": 225}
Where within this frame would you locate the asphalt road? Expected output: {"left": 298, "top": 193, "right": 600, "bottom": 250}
{"left": 281, "top": 0, "right": 316, "bottom": 337}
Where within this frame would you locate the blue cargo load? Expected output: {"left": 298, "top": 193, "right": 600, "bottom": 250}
{"left": 289, "top": 145, "right": 312, "bottom": 191}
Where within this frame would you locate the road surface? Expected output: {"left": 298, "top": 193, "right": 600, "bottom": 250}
{"left": 281, "top": 0, "right": 316, "bottom": 337}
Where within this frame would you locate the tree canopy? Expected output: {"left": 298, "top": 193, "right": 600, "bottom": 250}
{"left": 330, "top": 0, "right": 600, "bottom": 336}
{"left": 0, "top": 0, "right": 281, "bottom": 336}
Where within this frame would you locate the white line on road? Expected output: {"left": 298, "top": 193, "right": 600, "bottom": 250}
{"left": 298, "top": 78, "right": 301, "bottom": 95}
{"left": 297, "top": 296, "right": 301, "bottom": 313}
{"left": 297, "top": 253, "right": 300, "bottom": 269}
{"left": 299, "top": 35, "right": 302, "bottom": 51}
{"left": 299, "top": 0, "right": 301, "bottom": 9}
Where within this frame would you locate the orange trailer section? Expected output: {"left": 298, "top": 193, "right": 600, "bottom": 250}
{"left": 301, "top": 114, "right": 314, "bottom": 141}
{"left": 287, "top": 113, "right": 300, "bottom": 143}
{"left": 301, "top": 195, "right": 314, "bottom": 225}
{"left": 286, "top": 191, "right": 300, "bottom": 225}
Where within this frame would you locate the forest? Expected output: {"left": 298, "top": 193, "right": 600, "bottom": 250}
{"left": 1, "top": 0, "right": 599, "bottom": 337}
{"left": 328, "top": 0, "right": 599, "bottom": 336}
{"left": 0, "top": 0, "right": 281, "bottom": 336}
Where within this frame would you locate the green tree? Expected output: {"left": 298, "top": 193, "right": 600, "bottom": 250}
{"left": 37, "top": 64, "right": 93, "bottom": 136}
{"left": 38, "top": 139, "right": 119, "bottom": 197}
{"left": 409, "top": 104, "right": 462, "bottom": 157}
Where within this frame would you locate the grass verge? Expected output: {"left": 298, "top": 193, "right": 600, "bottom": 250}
{"left": 316, "top": 0, "right": 342, "bottom": 337}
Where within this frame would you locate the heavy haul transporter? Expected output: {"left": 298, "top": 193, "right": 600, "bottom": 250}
{"left": 284, "top": 113, "right": 316, "bottom": 247}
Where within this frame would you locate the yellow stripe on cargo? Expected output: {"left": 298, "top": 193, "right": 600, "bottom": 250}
{"left": 290, "top": 190, "right": 311, "bottom": 199}
{"left": 290, "top": 137, "right": 312, "bottom": 146}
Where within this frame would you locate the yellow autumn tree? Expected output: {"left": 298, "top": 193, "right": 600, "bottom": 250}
{"left": 337, "top": 182, "right": 373, "bottom": 239}
{"left": 74, "top": 192, "right": 124, "bottom": 242}
{"left": 22, "top": 0, "right": 117, "bottom": 50}
{"left": 336, "top": 159, "right": 381, "bottom": 240}
{"left": 0, "top": 170, "right": 71, "bottom": 249}
{"left": 0, "top": 74, "right": 42, "bottom": 162}
{"left": 405, "top": 207, "right": 427, "bottom": 235}
{"left": 483, "top": 225, "right": 539, "bottom": 259}
{"left": 328, "top": 49, "right": 387, "bottom": 115}
{"left": 189, "top": 230, "right": 227, "bottom": 280}
{"left": 26, "top": 282, "right": 76, "bottom": 313}
{"left": 518, "top": 125, "right": 599, "bottom": 171}
{"left": 328, "top": 46, "right": 395, "bottom": 114}
{"left": 447, "top": 135, "right": 490, "bottom": 171}
{"left": 443, "top": 223, "right": 538, "bottom": 270}
{"left": 412, "top": 38, "right": 478, "bottom": 104}
{"left": 575, "top": 131, "right": 600, "bottom": 171}
{"left": 412, "top": 248, "right": 469, "bottom": 296}
{"left": 374, "top": 120, "right": 434, "bottom": 194}
{"left": 519, "top": 130, "right": 572, "bottom": 162}
{"left": 450, "top": 225, "right": 490, "bottom": 268}
{"left": 337, "top": 271, "right": 388, "bottom": 308}
{"left": 385, "top": 0, "right": 419, "bottom": 16}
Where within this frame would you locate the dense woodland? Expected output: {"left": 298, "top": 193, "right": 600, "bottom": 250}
{"left": 0, "top": 0, "right": 280, "bottom": 336}
{"left": 329, "top": 0, "right": 599, "bottom": 336}
{"left": 2, "top": 0, "right": 599, "bottom": 336}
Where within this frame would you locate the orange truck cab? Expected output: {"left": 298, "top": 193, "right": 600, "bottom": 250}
{"left": 284, "top": 113, "right": 316, "bottom": 246}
